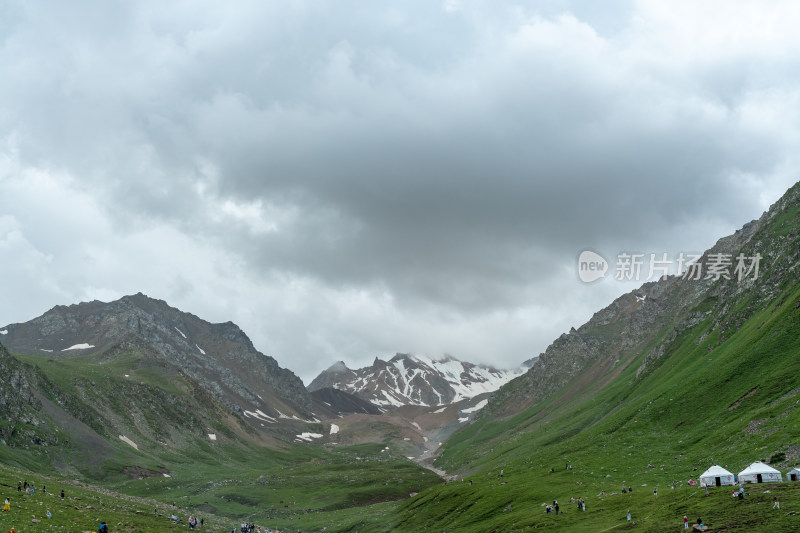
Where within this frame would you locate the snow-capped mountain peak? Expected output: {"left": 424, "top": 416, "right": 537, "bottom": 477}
{"left": 308, "top": 353, "right": 524, "bottom": 407}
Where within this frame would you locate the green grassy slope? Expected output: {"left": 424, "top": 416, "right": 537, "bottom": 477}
{"left": 1, "top": 344, "right": 442, "bottom": 530}
{"left": 378, "top": 282, "right": 800, "bottom": 532}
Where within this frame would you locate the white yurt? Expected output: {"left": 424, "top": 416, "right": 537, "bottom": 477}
{"left": 699, "top": 465, "right": 736, "bottom": 487}
{"left": 786, "top": 467, "right": 800, "bottom": 482}
{"left": 738, "top": 462, "right": 782, "bottom": 484}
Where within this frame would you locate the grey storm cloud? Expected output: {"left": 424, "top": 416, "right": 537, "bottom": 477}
{"left": 2, "top": 0, "right": 800, "bottom": 380}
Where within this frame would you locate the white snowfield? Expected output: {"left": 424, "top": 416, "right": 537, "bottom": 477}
{"left": 195, "top": 344, "right": 206, "bottom": 354}
{"left": 174, "top": 327, "right": 187, "bottom": 339}
{"left": 329, "top": 424, "right": 339, "bottom": 435}
{"left": 63, "top": 343, "right": 95, "bottom": 351}
{"left": 338, "top": 354, "right": 524, "bottom": 407}
{"left": 0, "top": 329, "right": 7, "bottom": 335}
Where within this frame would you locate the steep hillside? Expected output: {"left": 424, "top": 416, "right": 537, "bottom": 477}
{"left": 485, "top": 182, "right": 798, "bottom": 423}
{"left": 0, "top": 294, "right": 338, "bottom": 481}
{"left": 309, "top": 353, "right": 523, "bottom": 407}
{"left": 1, "top": 293, "right": 313, "bottom": 423}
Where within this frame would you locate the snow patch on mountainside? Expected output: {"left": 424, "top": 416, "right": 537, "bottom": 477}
{"left": 460, "top": 399, "right": 488, "bottom": 414}
{"left": 63, "top": 343, "right": 95, "bottom": 351}
{"left": 243, "top": 409, "right": 277, "bottom": 423}
{"left": 119, "top": 435, "right": 138, "bottom": 449}
{"left": 296, "top": 432, "right": 323, "bottom": 442}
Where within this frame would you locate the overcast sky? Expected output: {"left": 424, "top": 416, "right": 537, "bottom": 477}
{"left": 1, "top": 1, "right": 799, "bottom": 383}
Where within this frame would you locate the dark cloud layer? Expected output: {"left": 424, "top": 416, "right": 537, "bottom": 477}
{"left": 2, "top": 1, "right": 799, "bottom": 381}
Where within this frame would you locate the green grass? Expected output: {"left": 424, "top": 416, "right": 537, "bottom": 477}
{"left": 1, "top": 441, "right": 440, "bottom": 531}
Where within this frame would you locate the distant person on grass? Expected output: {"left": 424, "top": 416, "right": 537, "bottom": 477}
{"left": 2, "top": 497, "right": 9, "bottom": 511}
{"left": 773, "top": 496, "right": 780, "bottom": 509}
{"left": 98, "top": 520, "right": 109, "bottom": 533}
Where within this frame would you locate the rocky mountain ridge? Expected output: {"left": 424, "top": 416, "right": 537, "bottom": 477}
{"left": 486, "top": 180, "right": 800, "bottom": 420}
{"left": 0, "top": 292, "right": 313, "bottom": 424}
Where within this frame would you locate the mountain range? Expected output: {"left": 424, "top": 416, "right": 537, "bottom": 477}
{"left": 1, "top": 181, "right": 799, "bottom": 531}
{"left": 308, "top": 353, "right": 523, "bottom": 407}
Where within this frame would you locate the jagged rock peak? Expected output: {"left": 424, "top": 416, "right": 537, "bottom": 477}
{"left": 326, "top": 360, "right": 351, "bottom": 372}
